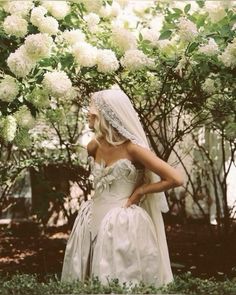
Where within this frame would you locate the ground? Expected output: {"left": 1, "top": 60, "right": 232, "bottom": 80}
{"left": 0, "top": 218, "right": 235, "bottom": 281}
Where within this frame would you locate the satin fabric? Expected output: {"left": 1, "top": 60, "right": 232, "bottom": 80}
{"left": 61, "top": 156, "right": 173, "bottom": 287}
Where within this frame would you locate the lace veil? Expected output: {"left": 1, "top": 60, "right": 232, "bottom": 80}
{"left": 90, "top": 88, "right": 173, "bottom": 284}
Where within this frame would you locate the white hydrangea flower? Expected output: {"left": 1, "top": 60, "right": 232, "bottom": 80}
{"left": 202, "top": 78, "right": 216, "bottom": 94}
{"left": 38, "top": 16, "right": 59, "bottom": 35}
{"left": 7, "top": 46, "right": 36, "bottom": 78}
{"left": 208, "top": 5, "right": 226, "bottom": 23}
{"left": 24, "top": 33, "right": 53, "bottom": 60}
{"left": 84, "top": 13, "right": 100, "bottom": 33}
{"left": 62, "top": 29, "right": 85, "bottom": 45}
{"left": 43, "top": 71, "right": 72, "bottom": 98}
{"left": 96, "top": 49, "right": 119, "bottom": 73}
{"left": 178, "top": 17, "right": 198, "bottom": 42}
{"left": 41, "top": 1, "right": 71, "bottom": 20}
{"left": 15, "top": 106, "right": 35, "bottom": 128}
{"left": 121, "top": 49, "right": 154, "bottom": 71}
{"left": 140, "top": 28, "right": 160, "bottom": 47}
{"left": 72, "top": 42, "right": 98, "bottom": 67}
{"left": 1, "top": 115, "right": 17, "bottom": 142}
{"left": 98, "top": 4, "right": 112, "bottom": 18}
{"left": 219, "top": 38, "right": 236, "bottom": 68}
{"left": 112, "top": 27, "right": 137, "bottom": 52}
{"left": 199, "top": 38, "right": 219, "bottom": 56}
{"left": 0, "top": 76, "right": 19, "bottom": 103}
{"left": 110, "top": 2, "right": 121, "bottom": 18}
{"left": 30, "top": 6, "right": 47, "bottom": 27}
{"left": 3, "top": 15, "right": 28, "bottom": 38}
{"left": 3, "top": 1, "right": 33, "bottom": 19}
{"left": 150, "top": 15, "right": 165, "bottom": 33}
{"left": 112, "top": 13, "right": 138, "bottom": 29}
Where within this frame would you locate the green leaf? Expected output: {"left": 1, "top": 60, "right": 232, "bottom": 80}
{"left": 184, "top": 4, "right": 191, "bottom": 14}
{"left": 196, "top": 0, "right": 205, "bottom": 8}
{"left": 172, "top": 8, "right": 182, "bottom": 15}
{"left": 187, "top": 42, "right": 199, "bottom": 53}
{"left": 139, "top": 32, "right": 143, "bottom": 41}
{"left": 159, "top": 30, "right": 172, "bottom": 40}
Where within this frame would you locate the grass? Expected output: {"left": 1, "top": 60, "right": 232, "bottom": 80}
{"left": 0, "top": 272, "right": 236, "bottom": 295}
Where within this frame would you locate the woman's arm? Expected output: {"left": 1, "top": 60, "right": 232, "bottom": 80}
{"left": 124, "top": 142, "right": 184, "bottom": 207}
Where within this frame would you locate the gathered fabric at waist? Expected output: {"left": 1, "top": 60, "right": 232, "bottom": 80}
{"left": 90, "top": 197, "right": 129, "bottom": 241}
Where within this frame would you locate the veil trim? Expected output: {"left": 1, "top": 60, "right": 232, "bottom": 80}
{"left": 93, "top": 93, "right": 147, "bottom": 149}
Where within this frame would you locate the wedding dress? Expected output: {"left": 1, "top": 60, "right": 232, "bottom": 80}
{"left": 61, "top": 155, "right": 173, "bottom": 287}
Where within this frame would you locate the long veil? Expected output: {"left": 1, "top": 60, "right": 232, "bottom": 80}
{"left": 91, "top": 89, "right": 174, "bottom": 285}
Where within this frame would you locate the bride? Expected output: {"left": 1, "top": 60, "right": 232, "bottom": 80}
{"left": 61, "top": 88, "right": 183, "bottom": 287}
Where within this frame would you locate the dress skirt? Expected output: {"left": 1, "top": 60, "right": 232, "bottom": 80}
{"left": 61, "top": 200, "right": 163, "bottom": 287}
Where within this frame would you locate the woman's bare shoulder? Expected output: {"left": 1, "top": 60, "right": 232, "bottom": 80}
{"left": 87, "top": 138, "right": 99, "bottom": 157}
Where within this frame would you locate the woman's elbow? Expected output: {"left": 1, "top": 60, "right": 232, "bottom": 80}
{"left": 169, "top": 176, "right": 184, "bottom": 187}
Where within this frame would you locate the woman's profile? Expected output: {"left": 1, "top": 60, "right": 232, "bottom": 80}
{"left": 61, "top": 88, "right": 183, "bottom": 287}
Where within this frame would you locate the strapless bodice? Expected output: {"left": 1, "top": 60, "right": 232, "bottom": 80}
{"left": 88, "top": 156, "right": 144, "bottom": 239}
{"left": 88, "top": 156, "right": 144, "bottom": 201}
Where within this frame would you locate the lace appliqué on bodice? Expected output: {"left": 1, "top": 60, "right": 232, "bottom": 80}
{"left": 88, "top": 156, "right": 143, "bottom": 194}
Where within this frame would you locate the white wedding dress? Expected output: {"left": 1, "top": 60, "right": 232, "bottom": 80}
{"left": 61, "top": 155, "right": 172, "bottom": 287}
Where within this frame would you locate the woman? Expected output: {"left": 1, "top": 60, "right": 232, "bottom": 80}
{"left": 61, "top": 89, "right": 183, "bottom": 287}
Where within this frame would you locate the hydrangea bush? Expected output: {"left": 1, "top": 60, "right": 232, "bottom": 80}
{"left": 0, "top": 0, "right": 235, "bottom": 144}
{"left": 0, "top": 0, "right": 235, "bottom": 223}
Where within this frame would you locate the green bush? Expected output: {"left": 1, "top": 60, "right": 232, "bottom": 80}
{"left": 0, "top": 272, "right": 236, "bottom": 295}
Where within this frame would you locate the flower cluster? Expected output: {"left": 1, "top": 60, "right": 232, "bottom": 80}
{"left": 0, "top": 76, "right": 19, "bottom": 102}
{"left": 2, "top": 0, "right": 33, "bottom": 18}
{"left": 140, "top": 28, "right": 160, "bottom": 47}
{"left": 219, "top": 38, "right": 236, "bottom": 69}
{"left": 199, "top": 38, "right": 219, "bottom": 56}
{"left": 7, "top": 33, "right": 53, "bottom": 77}
{"left": 15, "top": 106, "right": 35, "bottom": 129}
{"left": 24, "top": 33, "right": 53, "bottom": 59}
{"left": 0, "top": 115, "right": 17, "bottom": 142}
{"left": 121, "top": 49, "right": 154, "bottom": 71}
{"left": 84, "top": 13, "right": 100, "bottom": 33}
{"left": 7, "top": 46, "right": 36, "bottom": 78}
{"left": 62, "top": 29, "right": 85, "bottom": 46}
{"left": 178, "top": 17, "right": 198, "bottom": 42}
{"left": 41, "top": 1, "right": 71, "bottom": 20}
{"left": 3, "top": 15, "right": 28, "bottom": 38}
{"left": 202, "top": 78, "right": 217, "bottom": 94}
{"left": 207, "top": 4, "right": 226, "bottom": 23}
{"left": 97, "top": 49, "right": 119, "bottom": 73}
{"left": 30, "top": 6, "right": 47, "bottom": 27}
{"left": 42, "top": 71, "right": 72, "bottom": 98}
{"left": 30, "top": 4, "right": 59, "bottom": 35}
{"left": 112, "top": 27, "right": 137, "bottom": 52}
{"left": 72, "top": 42, "right": 98, "bottom": 67}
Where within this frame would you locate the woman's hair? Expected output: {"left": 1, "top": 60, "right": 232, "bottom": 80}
{"left": 89, "top": 102, "right": 128, "bottom": 146}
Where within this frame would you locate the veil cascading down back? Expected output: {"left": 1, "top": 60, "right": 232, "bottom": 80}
{"left": 91, "top": 88, "right": 173, "bottom": 285}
